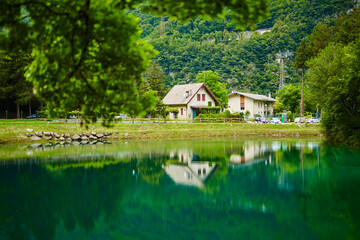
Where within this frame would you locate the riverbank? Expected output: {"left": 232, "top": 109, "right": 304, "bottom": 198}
{"left": 0, "top": 122, "right": 322, "bottom": 144}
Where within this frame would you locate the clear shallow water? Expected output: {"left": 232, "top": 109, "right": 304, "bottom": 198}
{"left": 0, "top": 138, "right": 359, "bottom": 240}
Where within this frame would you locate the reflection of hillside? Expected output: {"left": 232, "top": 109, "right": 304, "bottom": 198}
{"left": 164, "top": 149, "right": 218, "bottom": 188}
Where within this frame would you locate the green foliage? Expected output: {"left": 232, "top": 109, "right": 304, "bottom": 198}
{"left": 0, "top": 0, "right": 355, "bottom": 124}
{"left": 133, "top": 0, "right": 353, "bottom": 97}
{"left": 277, "top": 84, "right": 301, "bottom": 114}
{"left": 197, "top": 106, "right": 221, "bottom": 115}
{"left": 306, "top": 43, "right": 360, "bottom": 144}
{"left": 146, "top": 96, "right": 168, "bottom": 118}
{"left": 303, "top": 9, "right": 360, "bottom": 145}
{"left": 196, "top": 71, "right": 228, "bottom": 107}
{"left": 168, "top": 108, "right": 179, "bottom": 118}
{"left": 273, "top": 97, "right": 285, "bottom": 114}
{"left": 0, "top": 0, "right": 270, "bottom": 124}
{"left": 194, "top": 110, "right": 244, "bottom": 122}
{"left": 144, "top": 61, "right": 166, "bottom": 98}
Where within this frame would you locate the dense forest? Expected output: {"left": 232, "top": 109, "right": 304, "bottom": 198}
{"left": 133, "top": 0, "right": 355, "bottom": 95}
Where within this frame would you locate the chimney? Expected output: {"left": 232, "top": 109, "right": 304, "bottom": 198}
{"left": 268, "top": 92, "right": 271, "bottom": 98}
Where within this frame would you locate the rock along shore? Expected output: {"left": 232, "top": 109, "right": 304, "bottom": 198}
{"left": 25, "top": 128, "right": 117, "bottom": 144}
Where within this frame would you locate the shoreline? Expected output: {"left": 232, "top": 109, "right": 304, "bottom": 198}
{"left": 0, "top": 122, "right": 322, "bottom": 145}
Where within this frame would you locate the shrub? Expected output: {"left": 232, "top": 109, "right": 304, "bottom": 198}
{"left": 168, "top": 108, "right": 179, "bottom": 118}
{"left": 223, "top": 110, "right": 231, "bottom": 118}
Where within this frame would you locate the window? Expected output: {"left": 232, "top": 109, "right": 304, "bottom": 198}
{"left": 198, "top": 169, "right": 201, "bottom": 175}
{"left": 181, "top": 108, "right": 183, "bottom": 115}
{"left": 203, "top": 169, "right": 206, "bottom": 174}
{"left": 240, "top": 95, "right": 245, "bottom": 110}
{"left": 202, "top": 94, "right": 205, "bottom": 101}
{"left": 197, "top": 94, "right": 200, "bottom": 101}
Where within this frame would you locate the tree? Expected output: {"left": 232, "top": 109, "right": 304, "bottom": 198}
{"left": 294, "top": 39, "right": 312, "bottom": 117}
{"left": 196, "top": 71, "right": 228, "bottom": 107}
{"left": 144, "top": 61, "right": 166, "bottom": 99}
{"left": 0, "top": 0, "right": 269, "bottom": 124}
{"left": 277, "top": 84, "right": 301, "bottom": 114}
{"left": 306, "top": 42, "right": 360, "bottom": 144}
{"left": 298, "top": 8, "right": 360, "bottom": 145}
{"left": 273, "top": 97, "right": 285, "bottom": 114}
{"left": 0, "top": 52, "right": 33, "bottom": 118}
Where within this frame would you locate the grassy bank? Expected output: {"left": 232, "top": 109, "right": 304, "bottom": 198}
{"left": 0, "top": 122, "right": 322, "bottom": 144}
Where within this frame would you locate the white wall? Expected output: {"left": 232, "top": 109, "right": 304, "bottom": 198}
{"left": 187, "top": 87, "right": 216, "bottom": 119}
{"left": 227, "top": 94, "right": 274, "bottom": 118}
{"left": 228, "top": 95, "right": 240, "bottom": 113}
{"left": 227, "top": 94, "right": 255, "bottom": 116}
{"left": 168, "top": 105, "right": 187, "bottom": 120}
{"left": 252, "top": 101, "right": 274, "bottom": 117}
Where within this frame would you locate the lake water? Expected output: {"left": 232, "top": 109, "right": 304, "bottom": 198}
{"left": 0, "top": 138, "right": 359, "bottom": 240}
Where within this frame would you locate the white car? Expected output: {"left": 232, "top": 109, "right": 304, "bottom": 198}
{"left": 115, "top": 114, "right": 126, "bottom": 119}
{"left": 294, "top": 117, "right": 306, "bottom": 124}
{"left": 270, "top": 118, "right": 281, "bottom": 124}
{"left": 307, "top": 117, "right": 320, "bottom": 124}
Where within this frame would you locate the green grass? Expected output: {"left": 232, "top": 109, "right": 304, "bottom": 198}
{"left": 0, "top": 121, "right": 322, "bottom": 144}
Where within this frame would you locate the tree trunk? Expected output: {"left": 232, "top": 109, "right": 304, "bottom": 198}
{"left": 29, "top": 99, "right": 32, "bottom": 116}
{"left": 16, "top": 103, "right": 20, "bottom": 119}
{"left": 40, "top": 101, "right": 44, "bottom": 111}
{"left": 300, "top": 68, "right": 304, "bottom": 117}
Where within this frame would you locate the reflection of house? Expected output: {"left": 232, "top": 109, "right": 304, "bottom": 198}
{"left": 229, "top": 141, "right": 269, "bottom": 166}
{"left": 227, "top": 91, "right": 276, "bottom": 118}
{"left": 164, "top": 154, "right": 217, "bottom": 188}
{"left": 162, "top": 83, "right": 220, "bottom": 120}
{"left": 175, "top": 148, "right": 193, "bottom": 164}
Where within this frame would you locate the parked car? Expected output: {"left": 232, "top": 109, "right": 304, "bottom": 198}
{"left": 260, "top": 117, "right": 268, "bottom": 123}
{"left": 270, "top": 117, "right": 281, "bottom": 124}
{"left": 254, "top": 117, "right": 261, "bottom": 123}
{"left": 115, "top": 114, "right": 128, "bottom": 119}
{"left": 294, "top": 117, "right": 306, "bottom": 124}
{"left": 307, "top": 117, "right": 321, "bottom": 124}
{"left": 25, "top": 114, "right": 41, "bottom": 119}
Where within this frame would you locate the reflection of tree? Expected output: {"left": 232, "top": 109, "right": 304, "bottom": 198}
{"left": 137, "top": 155, "right": 166, "bottom": 184}
{"left": 0, "top": 159, "right": 133, "bottom": 240}
{"left": 295, "top": 146, "right": 360, "bottom": 239}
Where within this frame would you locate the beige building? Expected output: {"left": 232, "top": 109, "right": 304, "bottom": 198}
{"left": 162, "top": 83, "right": 220, "bottom": 120}
{"left": 227, "top": 91, "right": 276, "bottom": 118}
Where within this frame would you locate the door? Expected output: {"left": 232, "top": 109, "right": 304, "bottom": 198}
{"left": 193, "top": 108, "right": 197, "bottom": 119}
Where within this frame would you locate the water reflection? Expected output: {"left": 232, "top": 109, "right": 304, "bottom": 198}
{"left": 165, "top": 149, "right": 218, "bottom": 188}
{"left": 0, "top": 139, "right": 359, "bottom": 240}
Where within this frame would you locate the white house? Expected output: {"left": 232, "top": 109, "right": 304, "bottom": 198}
{"left": 227, "top": 91, "right": 276, "bottom": 118}
{"left": 162, "top": 83, "right": 220, "bottom": 120}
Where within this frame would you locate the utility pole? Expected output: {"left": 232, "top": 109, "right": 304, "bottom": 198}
{"left": 300, "top": 68, "right": 304, "bottom": 117}
{"left": 160, "top": 17, "right": 165, "bottom": 37}
{"left": 279, "top": 56, "right": 285, "bottom": 90}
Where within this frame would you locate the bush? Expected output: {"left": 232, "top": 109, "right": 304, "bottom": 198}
{"left": 223, "top": 110, "right": 231, "bottom": 118}
{"left": 168, "top": 108, "right": 179, "bottom": 118}
{"left": 194, "top": 111, "right": 244, "bottom": 122}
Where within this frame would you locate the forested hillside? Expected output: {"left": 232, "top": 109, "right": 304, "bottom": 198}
{"left": 133, "top": 0, "right": 355, "bottom": 94}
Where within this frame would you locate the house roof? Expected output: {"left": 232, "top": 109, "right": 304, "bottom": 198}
{"left": 164, "top": 162, "right": 218, "bottom": 188}
{"left": 228, "top": 91, "right": 277, "bottom": 102}
{"left": 162, "top": 83, "right": 221, "bottom": 105}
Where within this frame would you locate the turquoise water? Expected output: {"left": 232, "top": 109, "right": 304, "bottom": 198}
{"left": 0, "top": 139, "right": 359, "bottom": 240}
